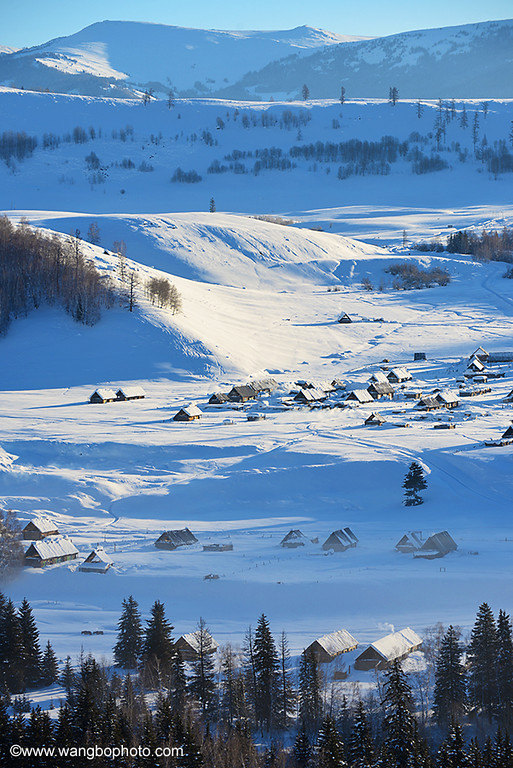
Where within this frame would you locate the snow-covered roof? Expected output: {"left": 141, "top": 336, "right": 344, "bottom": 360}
{"left": 178, "top": 631, "right": 218, "bottom": 653}
{"left": 91, "top": 388, "right": 117, "bottom": 401}
{"left": 435, "top": 391, "right": 459, "bottom": 404}
{"left": 295, "top": 388, "right": 325, "bottom": 402}
{"left": 179, "top": 404, "right": 202, "bottom": 418}
{"left": 368, "top": 627, "right": 422, "bottom": 661}
{"left": 117, "top": 386, "right": 145, "bottom": 398}
{"left": 369, "top": 371, "right": 389, "bottom": 384}
{"left": 467, "top": 357, "right": 485, "bottom": 371}
{"left": 83, "top": 547, "right": 113, "bottom": 565}
{"left": 281, "top": 529, "right": 308, "bottom": 544}
{"left": 310, "top": 629, "right": 358, "bottom": 655}
{"left": 23, "top": 516, "right": 58, "bottom": 534}
{"left": 387, "top": 367, "right": 411, "bottom": 381}
{"left": 365, "top": 412, "right": 386, "bottom": 424}
{"left": 347, "top": 389, "right": 374, "bottom": 403}
{"left": 249, "top": 378, "right": 278, "bottom": 392}
{"left": 368, "top": 381, "right": 394, "bottom": 395}
{"left": 25, "top": 537, "right": 78, "bottom": 560}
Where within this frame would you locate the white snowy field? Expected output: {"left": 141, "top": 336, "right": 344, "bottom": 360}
{"left": 1, "top": 89, "right": 513, "bottom": 672}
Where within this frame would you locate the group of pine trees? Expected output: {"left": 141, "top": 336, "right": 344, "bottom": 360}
{"left": 3, "top": 596, "right": 513, "bottom": 766}
{"left": 447, "top": 226, "right": 513, "bottom": 263}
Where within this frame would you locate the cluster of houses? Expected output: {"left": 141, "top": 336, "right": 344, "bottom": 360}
{"left": 21, "top": 517, "right": 113, "bottom": 573}
{"left": 154, "top": 528, "right": 233, "bottom": 553}
{"left": 395, "top": 530, "right": 457, "bottom": 559}
{"left": 280, "top": 527, "right": 358, "bottom": 552}
{"left": 305, "top": 626, "right": 423, "bottom": 672}
{"left": 90, "top": 386, "right": 146, "bottom": 404}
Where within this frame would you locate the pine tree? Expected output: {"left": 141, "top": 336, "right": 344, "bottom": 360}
{"left": 468, "top": 602, "right": 498, "bottom": 718}
{"left": 495, "top": 727, "right": 513, "bottom": 768}
{"left": 299, "top": 647, "right": 323, "bottom": 733}
{"left": 433, "top": 625, "right": 467, "bottom": 726}
{"left": 278, "top": 631, "right": 295, "bottom": 730}
{"left": 0, "top": 598, "right": 24, "bottom": 692}
{"left": 460, "top": 104, "right": 468, "bottom": 129}
{"left": 142, "top": 600, "right": 176, "bottom": 685}
{"left": 253, "top": 613, "right": 280, "bottom": 731}
{"left": 472, "top": 112, "right": 480, "bottom": 153}
{"left": 339, "top": 86, "right": 346, "bottom": 105}
{"left": 209, "top": 197, "right": 216, "bottom": 213}
{"left": 170, "top": 651, "right": 187, "bottom": 709}
{"left": 437, "top": 721, "right": 468, "bottom": 767}
{"left": 416, "top": 99, "right": 424, "bottom": 119}
{"left": 86, "top": 221, "right": 101, "bottom": 245}
{"left": 292, "top": 723, "right": 311, "bottom": 767}
{"left": 40, "top": 641, "right": 59, "bottom": 687}
{"left": 18, "top": 598, "right": 42, "bottom": 688}
{"left": 349, "top": 700, "right": 375, "bottom": 768}
{"left": 188, "top": 617, "right": 217, "bottom": 719}
{"left": 60, "top": 656, "right": 75, "bottom": 698}
{"left": 496, "top": 610, "right": 513, "bottom": 727}
{"left": 402, "top": 461, "right": 427, "bottom": 506}
{"left": 302, "top": 84, "right": 310, "bottom": 100}
{"left": 381, "top": 660, "right": 417, "bottom": 768}
{"left": 114, "top": 595, "right": 142, "bottom": 669}
{"left": 388, "top": 86, "right": 399, "bottom": 105}
{"left": 317, "top": 715, "right": 346, "bottom": 767}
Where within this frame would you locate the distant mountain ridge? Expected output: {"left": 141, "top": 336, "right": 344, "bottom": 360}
{"left": 0, "top": 20, "right": 364, "bottom": 98}
{"left": 217, "top": 18, "right": 513, "bottom": 99}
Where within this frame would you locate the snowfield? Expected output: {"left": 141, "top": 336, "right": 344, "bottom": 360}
{"left": 1, "top": 87, "right": 513, "bottom": 675}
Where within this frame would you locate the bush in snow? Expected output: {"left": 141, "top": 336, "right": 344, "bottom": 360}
{"left": 171, "top": 168, "right": 202, "bottom": 183}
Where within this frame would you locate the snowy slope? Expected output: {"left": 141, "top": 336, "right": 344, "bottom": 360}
{"left": 0, "top": 21, "right": 363, "bottom": 97}
{"left": 0, "top": 45, "right": 16, "bottom": 55}
{"left": 221, "top": 18, "right": 513, "bottom": 99}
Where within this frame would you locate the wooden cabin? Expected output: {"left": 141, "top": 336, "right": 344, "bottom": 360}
{"left": 345, "top": 389, "right": 374, "bottom": 404}
{"left": 364, "top": 412, "right": 386, "bottom": 426}
{"left": 24, "top": 537, "right": 78, "bottom": 568}
{"left": 354, "top": 628, "right": 422, "bottom": 670}
{"left": 331, "top": 378, "right": 347, "bottom": 391}
{"left": 294, "top": 388, "right": 326, "bottom": 404}
{"left": 338, "top": 313, "right": 352, "bottom": 324}
{"left": 155, "top": 528, "right": 198, "bottom": 550}
{"left": 89, "top": 388, "right": 117, "bottom": 404}
{"left": 79, "top": 547, "right": 113, "bottom": 574}
{"left": 395, "top": 531, "right": 424, "bottom": 553}
{"left": 249, "top": 378, "right": 279, "bottom": 394}
{"left": 22, "top": 517, "right": 59, "bottom": 541}
{"left": 322, "top": 528, "right": 358, "bottom": 552}
{"left": 414, "top": 531, "right": 457, "bottom": 559}
{"left": 209, "top": 393, "right": 230, "bottom": 405}
{"left": 175, "top": 631, "right": 218, "bottom": 661}
{"left": 228, "top": 385, "right": 258, "bottom": 403}
{"left": 435, "top": 391, "right": 459, "bottom": 409}
{"left": 466, "top": 358, "right": 485, "bottom": 373}
{"left": 173, "top": 405, "right": 202, "bottom": 422}
{"left": 414, "top": 352, "right": 426, "bottom": 361}
{"left": 280, "top": 529, "right": 309, "bottom": 548}
{"left": 305, "top": 629, "right": 358, "bottom": 663}
{"left": 387, "top": 367, "right": 412, "bottom": 383}
{"left": 416, "top": 396, "right": 442, "bottom": 411}
{"left": 202, "top": 543, "right": 233, "bottom": 552}
{"left": 502, "top": 425, "right": 513, "bottom": 440}
{"left": 367, "top": 382, "right": 394, "bottom": 400}
{"left": 369, "top": 371, "right": 389, "bottom": 384}
{"left": 116, "top": 386, "right": 145, "bottom": 401}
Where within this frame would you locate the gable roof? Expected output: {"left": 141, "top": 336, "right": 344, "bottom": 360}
{"left": 280, "top": 529, "right": 308, "bottom": 545}
{"left": 467, "top": 358, "right": 485, "bottom": 372}
{"left": 396, "top": 531, "right": 424, "bottom": 550}
{"left": 367, "top": 382, "right": 394, "bottom": 395}
{"left": 503, "top": 425, "right": 513, "bottom": 439}
{"left": 178, "top": 630, "right": 218, "bottom": 654}
{"left": 420, "top": 531, "right": 457, "bottom": 554}
{"left": 25, "top": 537, "right": 78, "bottom": 561}
{"left": 365, "top": 412, "right": 386, "bottom": 425}
{"left": 367, "top": 627, "right": 422, "bottom": 662}
{"left": 91, "top": 388, "right": 117, "bottom": 401}
{"left": 83, "top": 547, "right": 113, "bottom": 566}
{"left": 416, "top": 396, "right": 441, "bottom": 409}
{"left": 249, "top": 378, "right": 278, "bottom": 392}
{"left": 387, "top": 367, "right": 411, "bottom": 381}
{"left": 156, "top": 528, "right": 198, "bottom": 547}
{"left": 310, "top": 629, "right": 358, "bottom": 656}
{"left": 326, "top": 528, "right": 358, "bottom": 547}
{"left": 229, "top": 385, "right": 257, "bottom": 398}
{"left": 369, "top": 371, "right": 389, "bottom": 384}
{"left": 116, "top": 386, "right": 145, "bottom": 398}
{"left": 23, "top": 516, "right": 58, "bottom": 534}
{"left": 346, "top": 389, "right": 374, "bottom": 403}
{"left": 176, "top": 404, "right": 202, "bottom": 418}
{"left": 295, "top": 388, "right": 326, "bottom": 402}
{"left": 435, "top": 391, "right": 459, "bottom": 405}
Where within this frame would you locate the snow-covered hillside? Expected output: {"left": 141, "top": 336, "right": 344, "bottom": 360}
{"left": 222, "top": 18, "right": 513, "bottom": 99}
{"left": 0, "top": 21, "right": 363, "bottom": 98}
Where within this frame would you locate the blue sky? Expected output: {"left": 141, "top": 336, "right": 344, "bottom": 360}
{"left": 4, "top": 0, "right": 513, "bottom": 48}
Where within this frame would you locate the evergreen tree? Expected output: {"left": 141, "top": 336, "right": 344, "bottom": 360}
{"left": 292, "top": 723, "right": 311, "bottom": 767}
{"left": 468, "top": 602, "right": 498, "bottom": 718}
{"left": 142, "top": 600, "right": 176, "bottom": 685}
{"left": 460, "top": 104, "right": 468, "bottom": 129}
{"left": 278, "top": 630, "right": 295, "bottom": 730}
{"left": 388, "top": 86, "right": 399, "bottom": 105}
{"left": 495, "top": 727, "right": 513, "bottom": 768}
{"left": 496, "top": 610, "right": 513, "bottom": 727}
{"left": 209, "top": 197, "right": 216, "bottom": 213}
{"left": 188, "top": 617, "right": 217, "bottom": 719}
{"left": 302, "top": 84, "right": 310, "bottom": 101}
{"left": 381, "top": 660, "right": 417, "bottom": 768}
{"left": 433, "top": 625, "right": 467, "bottom": 726}
{"left": 437, "top": 721, "right": 468, "bottom": 767}
{"left": 416, "top": 99, "right": 424, "bottom": 119}
{"left": 113, "top": 595, "right": 143, "bottom": 669}
{"left": 253, "top": 613, "right": 280, "bottom": 731}
{"left": 339, "top": 86, "right": 346, "bottom": 105}
{"left": 467, "top": 739, "right": 483, "bottom": 768}
{"left": 0, "top": 598, "right": 24, "bottom": 692}
{"left": 349, "top": 700, "right": 375, "bottom": 768}
{"left": 18, "top": 598, "right": 42, "bottom": 688}
{"left": 40, "top": 641, "right": 59, "bottom": 687}
{"left": 402, "top": 461, "right": 427, "bottom": 506}
{"left": 298, "top": 647, "right": 323, "bottom": 733}
{"left": 317, "top": 714, "right": 346, "bottom": 767}
{"left": 170, "top": 651, "right": 187, "bottom": 709}
{"left": 60, "top": 656, "right": 75, "bottom": 699}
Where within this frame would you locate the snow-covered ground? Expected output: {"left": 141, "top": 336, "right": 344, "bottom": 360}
{"left": 1, "top": 89, "right": 513, "bottom": 683}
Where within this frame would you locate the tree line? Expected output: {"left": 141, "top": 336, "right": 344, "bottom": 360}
{"left": 2, "top": 593, "right": 513, "bottom": 765}
{"left": 447, "top": 227, "right": 513, "bottom": 263}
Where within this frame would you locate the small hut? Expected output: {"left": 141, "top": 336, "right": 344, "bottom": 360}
{"left": 116, "top": 386, "right": 145, "bottom": 401}
{"left": 369, "top": 371, "right": 389, "bottom": 384}
{"left": 79, "top": 547, "right": 113, "bottom": 574}
{"left": 338, "top": 313, "right": 352, "bottom": 324}
{"left": 294, "top": 388, "right": 326, "bottom": 404}
{"left": 387, "top": 367, "right": 412, "bottom": 383}
{"left": 414, "top": 531, "right": 457, "bottom": 559}
{"left": 364, "top": 413, "right": 386, "bottom": 426}
{"left": 414, "top": 352, "right": 426, "bottom": 361}
{"left": 209, "top": 393, "right": 230, "bottom": 405}
{"left": 466, "top": 357, "right": 485, "bottom": 373}
{"left": 173, "top": 405, "right": 202, "bottom": 422}
{"left": 502, "top": 425, "right": 513, "bottom": 439}
{"left": 89, "top": 388, "right": 117, "bottom": 404}
{"left": 322, "top": 528, "right": 358, "bottom": 552}
{"left": 24, "top": 537, "right": 78, "bottom": 568}
{"left": 354, "top": 628, "right": 422, "bottom": 670}
{"left": 395, "top": 531, "right": 424, "bottom": 553}
{"left": 345, "top": 389, "right": 374, "bottom": 404}
{"left": 22, "top": 517, "right": 59, "bottom": 540}
{"left": 155, "top": 528, "right": 198, "bottom": 550}
{"left": 228, "top": 385, "right": 257, "bottom": 403}
{"left": 367, "top": 381, "right": 394, "bottom": 400}
{"left": 435, "top": 391, "right": 459, "bottom": 409}
{"left": 280, "top": 529, "right": 309, "bottom": 548}
{"left": 305, "top": 630, "right": 358, "bottom": 663}
{"left": 175, "top": 631, "right": 218, "bottom": 661}
{"left": 416, "top": 396, "right": 442, "bottom": 411}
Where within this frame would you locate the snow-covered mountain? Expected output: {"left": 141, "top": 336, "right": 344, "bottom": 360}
{"left": 219, "top": 18, "right": 513, "bottom": 99}
{"left": 0, "top": 21, "right": 364, "bottom": 97}
{"left": 0, "top": 45, "right": 16, "bottom": 55}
